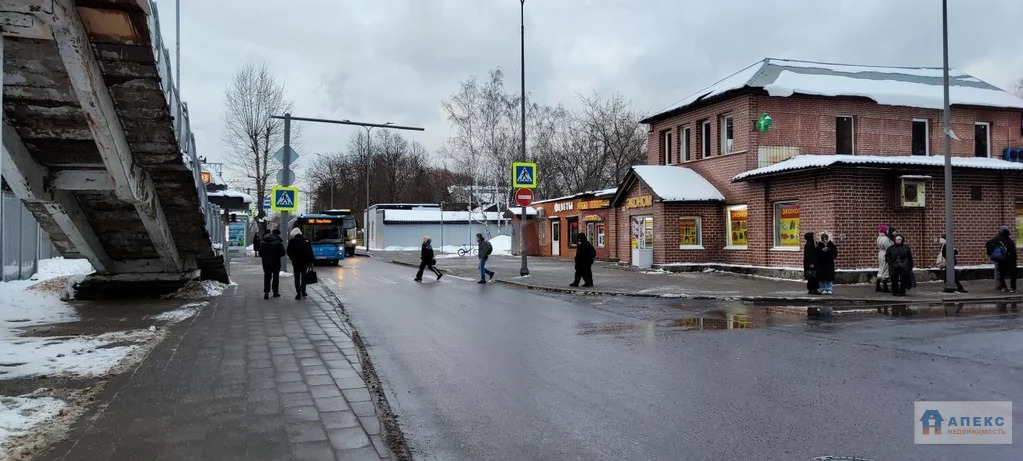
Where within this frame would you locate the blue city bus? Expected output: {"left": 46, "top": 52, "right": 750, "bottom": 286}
{"left": 290, "top": 212, "right": 357, "bottom": 265}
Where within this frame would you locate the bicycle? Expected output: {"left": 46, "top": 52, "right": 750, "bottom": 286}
{"left": 457, "top": 244, "right": 479, "bottom": 257}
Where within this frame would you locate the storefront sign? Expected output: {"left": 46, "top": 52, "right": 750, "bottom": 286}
{"left": 554, "top": 202, "right": 574, "bottom": 212}
{"left": 583, "top": 215, "right": 602, "bottom": 222}
{"left": 778, "top": 203, "right": 801, "bottom": 247}
{"left": 626, "top": 195, "right": 653, "bottom": 209}
{"left": 680, "top": 218, "right": 699, "bottom": 246}
{"left": 729, "top": 208, "right": 748, "bottom": 246}
{"left": 578, "top": 199, "right": 610, "bottom": 210}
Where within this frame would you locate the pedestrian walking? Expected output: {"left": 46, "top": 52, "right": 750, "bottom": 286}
{"left": 817, "top": 233, "right": 837, "bottom": 294}
{"left": 253, "top": 231, "right": 261, "bottom": 257}
{"left": 876, "top": 224, "right": 893, "bottom": 292}
{"left": 986, "top": 226, "right": 1018, "bottom": 292}
{"left": 476, "top": 233, "right": 495, "bottom": 284}
{"left": 260, "top": 229, "right": 285, "bottom": 299}
{"left": 804, "top": 232, "right": 821, "bottom": 295}
{"left": 885, "top": 234, "right": 914, "bottom": 296}
{"left": 415, "top": 236, "right": 443, "bottom": 282}
{"left": 287, "top": 228, "right": 315, "bottom": 300}
{"left": 937, "top": 234, "right": 967, "bottom": 293}
{"left": 569, "top": 233, "right": 597, "bottom": 288}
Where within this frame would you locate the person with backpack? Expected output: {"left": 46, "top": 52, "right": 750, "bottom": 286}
{"left": 287, "top": 228, "right": 315, "bottom": 300}
{"left": 569, "top": 233, "right": 597, "bottom": 288}
{"left": 803, "top": 232, "right": 821, "bottom": 295}
{"left": 259, "top": 229, "right": 286, "bottom": 299}
{"left": 987, "top": 226, "right": 1018, "bottom": 292}
{"left": 476, "top": 233, "right": 495, "bottom": 284}
{"left": 885, "top": 234, "right": 914, "bottom": 296}
{"left": 937, "top": 234, "right": 967, "bottom": 293}
{"left": 415, "top": 236, "right": 443, "bottom": 282}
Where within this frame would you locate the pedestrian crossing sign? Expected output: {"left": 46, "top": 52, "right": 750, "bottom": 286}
{"left": 512, "top": 162, "right": 538, "bottom": 189}
{"left": 271, "top": 185, "right": 299, "bottom": 212}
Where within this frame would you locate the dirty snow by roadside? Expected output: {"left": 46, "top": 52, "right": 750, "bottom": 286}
{"left": 150, "top": 301, "right": 207, "bottom": 324}
{"left": 163, "top": 280, "right": 232, "bottom": 300}
{"left": 0, "top": 393, "right": 65, "bottom": 452}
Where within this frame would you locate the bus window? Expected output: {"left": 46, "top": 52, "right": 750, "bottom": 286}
{"left": 309, "top": 225, "right": 341, "bottom": 241}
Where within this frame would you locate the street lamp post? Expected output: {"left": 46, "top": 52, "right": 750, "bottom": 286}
{"left": 518, "top": 0, "right": 530, "bottom": 276}
{"left": 941, "top": 0, "right": 957, "bottom": 292}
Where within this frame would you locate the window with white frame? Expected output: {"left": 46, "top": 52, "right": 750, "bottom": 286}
{"left": 725, "top": 205, "right": 748, "bottom": 249}
{"left": 681, "top": 126, "right": 692, "bottom": 162}
{"left": 773, "top": 201, "right": 801, "bottom": 249}
{"left": 911, "top": 119, "right": 929, "bottom": 155}
{"left": 701, "top": 120, "right": 711, "bottom": 158}
{"left": 596, "top": 223, "right": 606, "bottom": 248}
{"left": 679, "top": 216, "right": 702, "bottom": 249}
{"left": 719, "top": 115, "right": 734, "bottom": 154}
{"left": 662, "top": 129, "right": 673, "bottom": 165}
{"left": 974, "top": 122, "right": 991, "bottom": 157}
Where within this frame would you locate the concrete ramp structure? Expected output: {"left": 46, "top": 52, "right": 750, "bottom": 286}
{"left": 1, "top": 0, "right": 227, "bottom": 292}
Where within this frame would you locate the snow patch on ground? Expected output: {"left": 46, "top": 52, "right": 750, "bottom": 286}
{"left": 0, "top": 329, "right": 154, "bottom": 380}
{"left": 150, "top": 302, "right": 207, "bottom": 324}
{"left": 490, "top": 235, "right": 512, "bottom": 256}
{"left": 0, "top": 393, "right": 66, "bottom": 453}
{"left": 382, "top": 246, "right": 420, "bottom": 252}
{"left": 164, "top": 280, "right": 231, "bottom": 300}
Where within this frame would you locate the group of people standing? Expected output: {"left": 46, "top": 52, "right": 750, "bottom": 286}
{"left": 803, "top": 232, "right": 838, "bottom": 295}
{"left": 256, "top": 227, "right": 315, "bottom": 301}
{"left": 874, "top": 225, "right": 916, "bottom": 296}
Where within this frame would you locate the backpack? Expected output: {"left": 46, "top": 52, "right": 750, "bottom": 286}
{"left": 991, "top": 243, "right": 1007, "bottom": 262}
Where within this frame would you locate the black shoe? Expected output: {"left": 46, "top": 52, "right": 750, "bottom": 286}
{"left": 414, "top": 278, "right": 422, "bottom": 282}
{"left": 264, "top": 293, "right": 269, "bottom": 300}
{"left": 437, "top": 273, "right": 443, "bottom": 281}
{"left": 295, "top": 294, "right": 302, "bottom": 300}
{"left": 582, "top": 284, "right": 593, "bottom": 288}
{"left": 302, "top": 292, "right": 308, "bottom": 298}
{"left": 273, "top": 293, "right": 281, "bottom": 298}
{"left": 478, "top": 280, "right": 486, "bottom": 284}
{"left": 488, "top": 271, "right": 495, "bottom": 280}
{"left": 957, "top": 288, "right": 969, "bottom": 293}
{"left": 569, "top": 283, "right": 579, "bottom": 287}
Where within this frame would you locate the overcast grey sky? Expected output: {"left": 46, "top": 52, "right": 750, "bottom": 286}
{"left": 159, "top": 0, "right": 1023, "bottom": 175}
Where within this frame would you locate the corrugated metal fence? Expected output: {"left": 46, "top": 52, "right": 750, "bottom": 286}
{"left": 1, "top": 190, "right": 60, "bottom": 281}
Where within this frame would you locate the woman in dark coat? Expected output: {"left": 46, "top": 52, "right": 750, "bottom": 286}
{"left": 885, "top": 234, "right": 914, "bottom": 296}
{"left": 803, "top": 232, "right": 821, "bottom": 295}
{"left": 817, "top": 233, "right": 838, "bottom": 294}
{"left": 414, "top": 236, "right": 443, "bottom": 282}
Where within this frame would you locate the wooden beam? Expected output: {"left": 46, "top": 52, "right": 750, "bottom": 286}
{"left": 1, "top": 124, "right": 51, "bottom": 202}
{"left": 42, "top": 0, "right": 182, "bottom": 271}
{"left": 50, "top": 169, "right": 114, "bottom": 190}
{"left": 44, "top": 191, "right": 114, "bottom": 273}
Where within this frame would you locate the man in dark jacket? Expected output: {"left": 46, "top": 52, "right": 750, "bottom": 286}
{"left": 476, "top": 233, "right": 495, "bottom": 284}
{"left": 415, "top": 236, "right": 443, "bottom": 282}
{"left": 259, "top": 229, "right": 286, "bottom": 299}
{"left": 816, "top": 233, "right": 837, "bottom": 294}
{"left": 253, "top": 232, "right": 261, "bottom": 257}
{"left": 287, "top": 228, "right": 315, "bottom": 300}
{"left": 803, "top": 232, "right": 820, "bottom": 295}
{"left": 570, "top": 233, "right": 597, "bottom": 287}
{"left": 885, "top": 234, "right": 914, "bottom": 296}
{"left": 988, "top": 226, "right": 1018, "bottom": 292}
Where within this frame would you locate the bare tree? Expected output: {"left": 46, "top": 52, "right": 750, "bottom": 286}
{"left": 222, "top": 60, "right": 295, "bottom": 222}
{"left": 1016, "top": 76, "right": 1023, "bottom": 99}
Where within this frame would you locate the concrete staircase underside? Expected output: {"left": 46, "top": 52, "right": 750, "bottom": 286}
{"left": 1, "top": 0, "right": 217, "bottom": 284}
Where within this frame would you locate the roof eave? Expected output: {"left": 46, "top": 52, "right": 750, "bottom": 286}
{"left": 642, "top": 88, "right": 758, "bottom": 125}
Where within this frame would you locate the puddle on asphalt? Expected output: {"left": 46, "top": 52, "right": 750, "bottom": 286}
{"left": 577, "top": 301, "right": 1020, "bottom": 336}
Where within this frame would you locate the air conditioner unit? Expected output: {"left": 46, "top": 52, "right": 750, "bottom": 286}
{"left": 900, "top": 178, "right": 926, "bottom": 207}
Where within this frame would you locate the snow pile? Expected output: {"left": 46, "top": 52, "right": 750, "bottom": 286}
{"left": 34, "top": 258, "right": 94, "bottom": 280}
{"left": 164, "top": 280, "right": 230, "bottom": 300}
{"left": 150, "top": 301, "right": 207, "bottom": 324}
{"left": 0, "top": 332, "right": 148, "bottom": 380}
{"left": 382, "top": 246, "right": 420, "bottom": 252}
{"left": 490, "top": 235, "right": 512, "bottom": 256}
{"left": 0, "top": 258, "right": 95, "bottom": 333}
{"left": 0, "top": 394, "right": 66, "bottom": 450}
{"left": 631, "top": 166, "right": 725, "bottom": 202}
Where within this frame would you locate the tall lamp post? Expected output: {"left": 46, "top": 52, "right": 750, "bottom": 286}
{"left": 363, "top": 122, "right": 392, "bottom": 255}
{"left": 518, "top": 0, "right": 530, "bottom": 276}
{"left": 941, "top": 0, "right": 957, "bottom": 292}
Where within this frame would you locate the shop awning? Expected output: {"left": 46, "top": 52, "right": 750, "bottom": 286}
{"left": 733, "top": 154, "right": 1023, "bottom": 182}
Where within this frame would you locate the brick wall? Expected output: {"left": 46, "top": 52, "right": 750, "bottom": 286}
{"left": 615, "top": 179, "right": 660, "bottom": 265}
{"left": 648, "top": 94, "right": 755, "bottom": 165}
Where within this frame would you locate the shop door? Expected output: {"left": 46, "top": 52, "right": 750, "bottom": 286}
{"left": 630, "top": 215, "right": 654, "bottom": 268}
{"left": 551, "top": 221, "right": 561, "bottom": 256}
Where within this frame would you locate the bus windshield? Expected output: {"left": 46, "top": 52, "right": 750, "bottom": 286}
{"left": 307, "top": 224, "right": 342, "bottom": 242}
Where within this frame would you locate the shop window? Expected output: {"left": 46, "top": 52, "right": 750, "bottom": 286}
{"left": 836, "top": 116, "right": 854, "bottom": 155}
{"left": 719, "top": 115, "right": 734, "bottom": 154}
{"left": 679, "top": 216, "right": 702, "bottom": 249}
{"left": 975, "top": 122, "right": 990, "bottom": 157}
{"left": 773, "top": 201, "right": 801, "bottom": 249}
{"left": 567, "top": 218, "right": 580, "bottom": 247}
{"left": 584, "top": 222, "right": 596, "bottom": 244}
{"left": 596, "top": 223, "right": 606, "bottom": 248}
{"left": 631, "top": 216, "right": 654, "bottom": 250}
{"left": 726, "top": 205, "right": 748, "bottom": 249}
{"left": 1016, "top": 205, "right": 1023, "bottom": 247}
{"left": 700, "top": 120, "right": 711, "bottom": 158}
{"left": 681, "top": 126, "right": 692, "bottom": 162}
{"left": 662, "top": 129, "right": 673, "bottom": 165}
{"left": 912, "top": 119, "right": 929, "bottom": 155}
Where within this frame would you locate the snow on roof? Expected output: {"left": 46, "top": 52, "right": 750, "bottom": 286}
{"left": 383, "top": 209, "right": 503, "bottom": 223}
{"left": 206, "top": 189, "right": 254, "bottom": 203}
{"left": 533, "top": 187, "right": 618, "bottom": 204}
{"left": 647, "top": 58, "right": 1023, "bottom": 122}
{"left": 734, "top": 154, "right": 1023, "bottom": 181}
{"left": 505, "top": 207, "right": 538, "bottom": 216}
{"left": 632, "top": 165, "right": 725, "bottom": 201}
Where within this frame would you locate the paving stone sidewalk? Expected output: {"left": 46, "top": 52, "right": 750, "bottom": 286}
{"left": 40, "top": 259, "right": 391, "bottom": 461}
{"left": 389, "top": 251, "right": 1023, "bottom": 305}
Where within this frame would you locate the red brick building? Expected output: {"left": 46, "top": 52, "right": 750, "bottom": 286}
{"left": 528, "top": 189, "right": 618, "bottom": 260}
{"left": 620, "top": 58, "right": 1023, "bottom": 273}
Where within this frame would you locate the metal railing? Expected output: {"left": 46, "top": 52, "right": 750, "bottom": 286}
{"left": 148, "top": 1, "right": 224, "bottom": 256}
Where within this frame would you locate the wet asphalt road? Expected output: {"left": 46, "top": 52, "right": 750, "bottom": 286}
{"left": 320, "top": 257, "right": 1022, "bottom": 460}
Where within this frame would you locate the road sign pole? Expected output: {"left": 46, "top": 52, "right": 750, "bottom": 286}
{"left": 280, "top": 113, "right": 291, "bottom": 272}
